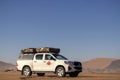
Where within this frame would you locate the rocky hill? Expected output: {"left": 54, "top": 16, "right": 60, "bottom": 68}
{"left": 82, "top": 58, "right": 120, "bottom": 73}
{"left": 0, "top": 61, "right": 16, "bottom": 71}
{"left": 105, "top": 59, "right": 120, "bottom": 72}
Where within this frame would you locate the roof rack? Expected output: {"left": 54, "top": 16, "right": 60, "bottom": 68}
{"left": 21, "top": 47, "right": 60, "bottom": 54}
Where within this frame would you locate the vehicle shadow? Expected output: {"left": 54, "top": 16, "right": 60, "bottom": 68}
{"left": 19, "top": 76, "right": 37, "bottom": 80}
{"left": 19, "top": 75, "right": 98, "bottom": 80}
{"left": 47, "top": 75, "right": 97, "bottom": 78}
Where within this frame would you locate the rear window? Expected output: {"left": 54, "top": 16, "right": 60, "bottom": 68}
{"left": 18, "top": 53, "right": 34, "bottom": 60}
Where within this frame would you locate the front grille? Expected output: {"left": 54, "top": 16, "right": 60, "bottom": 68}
{"left": 74, "top": 62, "right": 82, "bottom": 72}
{"left": 74, "top": 67, "right": 82, "bottom": 71}
{"left": 74, "top": 62, "right": 80, "bottom": 66}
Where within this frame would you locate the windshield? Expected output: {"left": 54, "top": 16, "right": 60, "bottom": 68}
{"left": 52, "top": 54, "right": 68, "bottom": 60}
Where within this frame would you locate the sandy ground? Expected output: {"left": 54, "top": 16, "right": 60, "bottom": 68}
{"left": 0, "top": 71, "right": 120, "bottom": 80}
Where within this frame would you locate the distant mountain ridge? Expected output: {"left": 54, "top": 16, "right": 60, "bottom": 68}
{"left": 0, "top": 61, "right": 16, "bottom": 71}
{"left": 82, "top": 58, "right": 116, "bottom": 70}
{"left": 105, "top": 59, "right": 120, "bottom": 72}
{"left": 106, "top": 59, "right": 120, "bottom": 69}
{"left": 82, "top": 58, "right": 120, "bottom": 73}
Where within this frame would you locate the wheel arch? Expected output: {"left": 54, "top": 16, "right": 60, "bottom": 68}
{"left": 55, "top": 65, "right": 66, "bottom": 73}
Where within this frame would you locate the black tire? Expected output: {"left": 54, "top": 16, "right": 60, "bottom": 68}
{"left": 55, "top": 66, "right": 66, "bottom": 77}
{"left": 37, "top": 73, "right": 45, "bottom": 76}
{"left": 69, "top": 72, "right": 79, "bottom": 77}
{"left": 22, "top": 66, "right": 32, "bottom": 77}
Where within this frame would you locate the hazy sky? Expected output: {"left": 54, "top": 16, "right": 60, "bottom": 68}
{"left": 0, "top": 0, "right": 120, "bottom": 64}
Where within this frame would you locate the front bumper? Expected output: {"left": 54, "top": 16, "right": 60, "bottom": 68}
{"left": 67, "top": 66, "right": 82, "bottom": 72}
{"left": 65, "top": 61, "right": 82, "bottom": 73}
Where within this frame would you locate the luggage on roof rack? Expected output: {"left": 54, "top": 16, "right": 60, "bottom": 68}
{"left": 21, "top": 47, "right": 60, "bottom": 54}
{"left": 21, "top": 48, "right": 36, "bottom": 53}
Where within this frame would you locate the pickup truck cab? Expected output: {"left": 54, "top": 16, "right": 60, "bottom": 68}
{"left": 16, "top": 48, "right": 82, "bottom": 77}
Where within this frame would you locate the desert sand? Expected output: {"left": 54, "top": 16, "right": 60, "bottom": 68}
{"left": 0, "top": 71, "right": 120, "bottom": 80}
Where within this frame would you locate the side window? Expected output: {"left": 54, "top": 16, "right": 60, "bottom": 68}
{"left": 45, "top": 54, "right": 54, "bottom": 60}
{"left": 36, "top": 54, "right": 43, "bottom": 60}
{"left": 18, "top": 53, "right": 34, "bottom": 60}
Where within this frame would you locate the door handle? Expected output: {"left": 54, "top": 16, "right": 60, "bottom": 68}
{"left": 34, "top": 61, "right": 37, "bottom": 63}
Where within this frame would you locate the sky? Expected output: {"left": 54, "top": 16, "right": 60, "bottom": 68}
{"left": 0, "top": 0, "right": 120, "bottom": 64}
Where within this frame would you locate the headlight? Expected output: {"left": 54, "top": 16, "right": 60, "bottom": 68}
{"left": 64, "top": 61, "right": 73, "bottom": 65}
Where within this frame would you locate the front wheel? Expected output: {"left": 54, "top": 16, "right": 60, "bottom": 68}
{"left": 55, "top": 67, "right": 66, "bottom": 77}
{"left": 22, "top": 66, "right": 32, "bottom": 77}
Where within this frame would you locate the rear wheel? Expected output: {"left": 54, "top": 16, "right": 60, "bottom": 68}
{"left": 55, "top": 66, "right": 66, "bottom": 77}
{"left": 22, "top": 66, "right": 32, "bottom": 77}
{"left": 37, "top": 73, "right": 45, "bottom": 76}
{"left": 69, "top": 72, "right": 79, "bottom": 77}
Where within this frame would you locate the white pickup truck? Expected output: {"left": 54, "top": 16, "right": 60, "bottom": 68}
{"left": 16, "top": 48, "right": 82, "bottom": 77}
